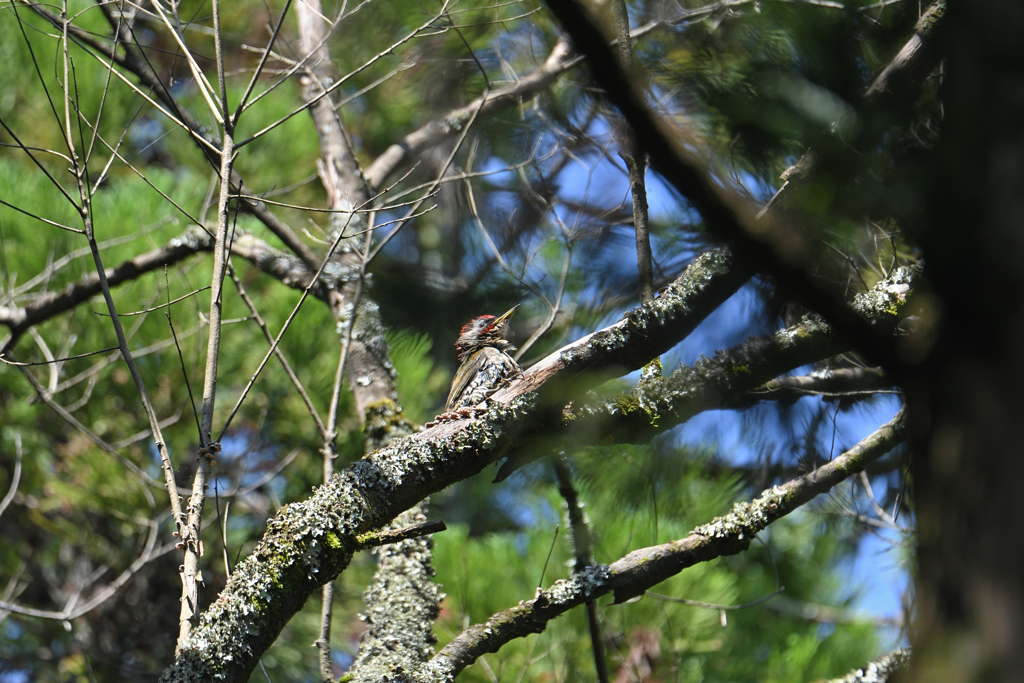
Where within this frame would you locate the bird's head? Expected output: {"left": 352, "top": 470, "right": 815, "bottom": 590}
{"left": 455, "top": 305, "right": 519, "bottom": 358}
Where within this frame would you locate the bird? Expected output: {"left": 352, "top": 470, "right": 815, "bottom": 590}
{"left": 444, "top": 305, "right": 521, "bottom": 414}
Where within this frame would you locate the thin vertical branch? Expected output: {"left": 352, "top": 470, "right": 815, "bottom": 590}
{"left": 0, "top": 434, "right": 24, "bottom": 520}
{"left": 177, "top": 19, "right": 238, "bottom": 642}
{"left": 316, "top": 579, "right": 337, "bottom": 682}
{"left": 54, "top": 0, "right": 182, "bottom": 571}
{"left": 552, "top": 457, "right": 610, "bottom": 683}
{"left": 211, "top": 0, "right": 229, "bottom": 121}
{"left": 315, "top": 212, "right": 374, "bottom": 682}
{"left": 315, "top": 323, "right": 350, "bottom": 682}
{"left": 610, "top": 0, "right": 654, "bottom": 307}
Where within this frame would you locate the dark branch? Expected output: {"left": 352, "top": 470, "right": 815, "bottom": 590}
{"left": 542, "top": 0, "right": 909, "bottom": 375}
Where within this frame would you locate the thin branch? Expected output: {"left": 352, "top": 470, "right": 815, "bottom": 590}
{"left": 609, "top": 0, "right": 654, "bottom": 308}
{"left": 0, "top": 434, "right": 24, "bottom": 520}
{"left": 226, "top": 264, "right": 327, "bottom": 439}
{"left": 215, "top": 202, "right": 363, "bottom": 441}
{"left": 647, "top": 586, "right": 784, "bottom": 611}
{"left": 53, "top": 20, "right": 184, "bottom": 616}
{"left": 95, "top": 286, "right": 211, "bottom": 317}
{"left": 234, "top": 0, "right": 295, "bottom": 117}
{"left": 354, "top": 519, "right": 448, "bottom": 550}
{"left": 0, "top": 197, "right": 82, "bottom": 234}
{"left": 0, "top": 345, "right": 120, "bottom": 366}
{"left": 430, "top": 409, "right": 906, "bottom": 678}
{"left": 553, "top": 458, "right": 609, "bottom": 683}
{"left": 177, "top": 95, "right": 237, "bottom": 651}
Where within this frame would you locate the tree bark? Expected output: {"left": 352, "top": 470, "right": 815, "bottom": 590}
{"left": 907, "top": 1, "right": 1024, "bottom": 680}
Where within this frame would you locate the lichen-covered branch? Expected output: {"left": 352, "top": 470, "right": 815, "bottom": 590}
{"left": 493, "top": 263, "right": 917, "bottom": 479}
{"left": 158, "top": 249, "right": 749, "bottom": 682}
{"left": 425, "top": 409, "right": 907, "bottom": 680}
{"left": 827, "top": 648, "right": 911, "bottom": 683}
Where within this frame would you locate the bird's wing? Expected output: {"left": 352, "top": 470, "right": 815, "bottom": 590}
{"left": 445, "top": 348, "right": 485, "bottom": 411}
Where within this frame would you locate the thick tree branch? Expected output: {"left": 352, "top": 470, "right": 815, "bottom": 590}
{"left": 427, "top": 409, "right": 907, "bottom": 679}
{"left": 158, "top": 248, "right": 749, "bottom": 682}
{"left": 159, "top": 254, "right": 915, "bottom": 681}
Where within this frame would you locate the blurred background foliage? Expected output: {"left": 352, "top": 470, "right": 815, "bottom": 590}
{"left": 0, "top": 0, "right": 925, "bottom": 678}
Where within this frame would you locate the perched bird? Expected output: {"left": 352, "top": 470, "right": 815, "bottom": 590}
{"left": 444, "top": 305, "right": 521, "bottom": 413}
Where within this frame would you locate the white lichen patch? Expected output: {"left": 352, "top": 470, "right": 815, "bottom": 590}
{"left": 544, "top": 564, "right": 611, "bottom": 605}
{"left": 692, "top": 485, "right": 788, "bottom": 540}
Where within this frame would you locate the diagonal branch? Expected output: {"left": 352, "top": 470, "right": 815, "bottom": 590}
{"left": 158, "top": 248, "right": 749, "bottom": 682}
{"left": 542, "top": 0, "right": 908, "bottom": 375}
{"left": 427, "top": 408, "right": 907, "bottom": 679}
{"left": 158, "top": 253, "right": 915, "bottom": 682}
{"left": 494, "top": 262, "right": 918, "bottom": 480}
{"left": 0, "top": 227, "right": 214, "bottom": 349}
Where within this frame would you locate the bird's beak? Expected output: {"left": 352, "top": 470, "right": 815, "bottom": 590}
{"left": 493, "top": 304, "right": 520, "bottom": 326}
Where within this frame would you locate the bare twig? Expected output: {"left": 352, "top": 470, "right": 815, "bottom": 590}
{"left": 553, "top": 458, "right": 609, "bottom": 683}
{"left": 43, "top": 11, "right": 184, "bottom": 625}
{"left": 226, "top": 264, "right": 327, "bottom": 439}
{"left": 0, "top": 434, "right": 24, "bottom": 520}
{"left": 177, "top": 53, "right": 238, "bottom": 648}
{"left": 609, "top": 0, "right": 654, "bottom": 308}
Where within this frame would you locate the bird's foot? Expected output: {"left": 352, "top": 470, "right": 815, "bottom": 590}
{"left": 424, "top": 406, "right": 488, "bottom": 428}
